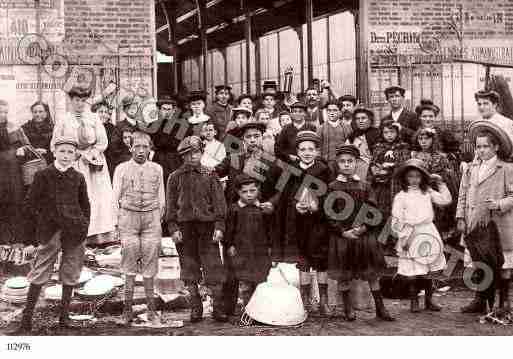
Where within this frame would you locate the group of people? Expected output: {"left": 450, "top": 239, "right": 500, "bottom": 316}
{"left": 3, "top": 78, "right": 513, "bottom": 334}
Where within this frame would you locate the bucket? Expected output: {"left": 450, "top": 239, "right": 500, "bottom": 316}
{"left": 155, "top": 257, "right": 182, "bottom": 295}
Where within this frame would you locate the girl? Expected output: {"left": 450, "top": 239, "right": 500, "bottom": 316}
{"left": 391, "top": 159, "right": 452, "bottom": 312}
{"left": 410, "top": 128, "right": 459, "bottom": 241}
{"left": 51, "top": 86, "right": 115, "bottom": 246}
{"left": 327, "top": 144, "right": 394, "bottom": 321}
{"left": 346, "top": 107, "right": 381, "bottom": 181}
{"left": 237, "top": 94, "right": 254, "bottom": 112}
{"left": 370, "top": 120, "right": 410, "bottom": 220}
{"left": 183, "top": 91, "right": 212, "bottom": 136}
{"left": 91, "top": 101, "right": 119, "bottom": 179}
{"left": 200, "top": 120, "right": 226, "bottom": 169}
{"left": 22, "top": 101, "right": 54, "bottom": 164}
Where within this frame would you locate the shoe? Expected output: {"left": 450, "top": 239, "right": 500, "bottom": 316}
{"left": 499, "top": 279, "right": 511, "bottom": 311}
{"left": 409, "top": 279, "right": 421, "bottom": 313}
{"left": 341, "top": 290, "right": 356, "bottom": 321}
{"left": 424, "top": 279, "right": 442, "bottom": 312}
{"left": 372, "top": 290, "right": 395, "bottom": 321}
{"left": 212, "top": 286, "right": 229, "bottom": 323}
{"left": 222, "top": 279, "right": 239, "bottom": 316}
{"left": 188, "top": 285, "right": 204, "bottom": 323}
{"left": 300, "top": 285, "right": 312, "bottom": 313}
{"left": 460, "top": 293, "right": 487, "bottom": 314}
{"left": 6, "top": 284, "right": 42, "bottom": 335}
{"left": 318, "top": 284, "right": 332, "bottom": 317}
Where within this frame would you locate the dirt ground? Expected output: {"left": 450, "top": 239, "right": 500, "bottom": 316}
{"left": 1, "top": 287, "right": 513, "bottom": 336}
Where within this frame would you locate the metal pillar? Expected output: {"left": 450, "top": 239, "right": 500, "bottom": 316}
{"left": 305, "top": 0, "right": 314, "bottom": 86}
{"left": 356, "top": 1, "right": 369, "bottom": 104}
{"left": 254, "top": 37, "right": 261, "bottom": 95}
{"left": 195, "top": 0, "right": 208, "bottom": 91}
{"left": 244, "top": 2, "right": 252, "bottom": 94}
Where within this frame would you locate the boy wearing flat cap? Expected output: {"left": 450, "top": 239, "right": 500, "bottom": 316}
{"left": 207, "top": 85, "right": 233, "bottom": 139}
{"left": 380, "top": 85, "right": 420, "bottom": 143}
{"left": 275, "top": 101, "right": 317, "bottom": 163}
{"left": 8, "top": 137, "right": 90, "bottom": 334}
{"left": 165, "top": 135, "right": 228, "bottom": 323}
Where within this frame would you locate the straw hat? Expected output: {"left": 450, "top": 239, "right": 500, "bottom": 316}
{"left": 393, "top": 158, "right": 431, "bottom": 181}
{"left": 468, "top": 120, "right": 513, "bottom": 159}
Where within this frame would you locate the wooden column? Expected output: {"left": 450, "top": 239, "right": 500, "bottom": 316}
{"left": 294, "top": 26, "right": 305, "bottom": 93}
{"left": 254, "top": 37, "right": 261, "bottom": 95}
{"left": 305, "top": 0, "right": 314, "bottom": 86}
{"left": 244, "top": 2, "right": 252, "bottom": 94}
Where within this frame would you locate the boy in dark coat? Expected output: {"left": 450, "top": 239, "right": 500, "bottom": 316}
{"left": 165, "top": 136, "right": 228, "bottom": 323}
{"left": 7, "top": 137, "right": 90, "bottom": 334}
{"left": 224, "top": 174, "right": 272, "bottom": 311}
{"left": 278, "top": 130, "right": 332, "bottom": 316}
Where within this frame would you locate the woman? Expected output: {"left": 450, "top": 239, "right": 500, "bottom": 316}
{"left": 237, "top": 94, "right": 254, "bottom": 112}
{"left": 22, "top": 101, "right": 54, "bottom": 164}
{"left": 51, "top": 87, "right": 116, "bottom": 246}
{"left": 346, "top": 107, "right": 381, "bottom": 181}
{"left": 91, "top": 101, "right": 120, "bottom": 179}
{"left": 0, "top": 99, "right": 31, "bottom": 245}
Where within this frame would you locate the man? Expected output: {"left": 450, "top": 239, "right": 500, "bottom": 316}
{"left": 304, "top": 87, "right": 325, "bottom": 129}
{"left": 207, "top": 85, "right": 233, "bottom": 139}
{"left": 261, "top": 80, "right": 287, "bottom": 113}
{"left": 380, "top": 85, "right": 420, "bottom": 143}
{"left": 150, "top": 94, "right": 183, "bottom": 185}
{"left": 275, "top": 101, "right": 317, "bottom": 163}
{"left": 338, "top": 94, "right": 357, "bottom": 127}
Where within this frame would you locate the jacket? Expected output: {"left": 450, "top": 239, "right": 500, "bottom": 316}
{"left": 23, "top": 164, "right": 90, "bottom": 248}
{"left": 380, "top": 108, "right": 421, "bottom": 144}
{"left": 456, "top": 158, "right": 513, "bottom": 251}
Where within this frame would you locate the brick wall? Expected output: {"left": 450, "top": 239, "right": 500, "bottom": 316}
{"left": 63, "top": 0, "right": 154, "bottom": 55}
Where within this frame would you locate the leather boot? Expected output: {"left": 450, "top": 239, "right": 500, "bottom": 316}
{"left": 318, "top": 284, "right": 332, "bottom": 317}
{"left": 59, "top": 285, "right": 74, "bottom": 329}
{"left": 144, "top": 278, "right": 160, "bottom": 325}
{"left": 372, "top": 290, "right": 395, "bottom": 321}
{"left": 211, "top": 285, "right": 228, "bottom": 322}
{"left": 409, "top": 278, "right": 420, "bottom": 313}
{"left": 460, "top": 291, "right": 487, "bottom": 314}
{"left": 188, "top": 284, "right": 203, "bottom": 323}
{"left": 300, "top": 285, "right": 312, "bottom": 312}
{"left": 423, "top": 278, "right": 442, "bottom": 311}
{"left": 123, "top": 282, "right": 134, "bottom": 326}
{"left": 341, "top": 290, "right": 356, "bottom": 321}
{"left": 223, "top": 278, "right": 239, "bottom": 316}
{"left": 499, "top": 278, "right": 511, "bottom": 312}
{"left": 5, "top": 284, "right": 42, "bottom": 335}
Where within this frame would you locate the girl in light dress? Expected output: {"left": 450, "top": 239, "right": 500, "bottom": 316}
{"left": 391, "top": 159, "right": 452, "bottom": 313}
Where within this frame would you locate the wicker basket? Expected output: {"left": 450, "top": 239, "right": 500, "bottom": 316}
{"left": 21, "top": 146, "right": 47, "bottom": 185}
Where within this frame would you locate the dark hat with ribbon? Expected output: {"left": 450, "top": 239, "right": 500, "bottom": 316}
{"left": 177, "top": 136, "right": 204, "bottom": 155}
{"left": 67, "top": 86, "right": 92, "bottom": 99}
{"left": 384, "top": 85, "right": 406, "bottom": 97}
{"left": 263, "top": 80, "right": 278, "bottom": 91}
{"left": 295, "top": 130, "right": 321, "bottom": 147}
{"left": 188, "top": 90, "right": 207, "bottom": 103}
{"left": 214, "top": 85, "right": 232, "bottom": 93}
{"left": 237, "top": 121, "right": 267, "bottom": 138}
{"left": 338, "top": 94, "right": 357, "bottom": 106}
{"left": 474, "top": 89, "right": 501, "bottom": 104}
{"left": 157, "top": 94, "right": 178, "bottom": 106}
{"left": 234, "top": 173, "right": 259, "bottom": 189}
{"left": 335, "top": 144, "right": 360, "bottom": 158}
{"left": 290, "top": 101, "right": 308, "bottom": 110}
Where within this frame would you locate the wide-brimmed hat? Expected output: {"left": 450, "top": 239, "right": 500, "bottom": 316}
{"left": 177, "top": 135, "right": 204, "bottom": 155}
{"left": 67, "top": 86, "right": 92, "bottom": 99}
{"left": 393, "top": 158, "right": 431, "bottom": 181}
{"left": 474, "top": 89, "right": 501, "bottom": 104}
{"left": 237, "top": 121, "right": 267, "bottom": 138}
{"left": 231, "top": 106, "right": 253, "bottom": 121}
{"left": 384, "top": 85, "right": 406, "bottom": 97}
{"left": 335, "top": 144, "right": 360, "bottom": 158}
{"left": 157, "top": 94, "right": 178, "bottom": 106}
{"left": 295, "top": 130, "right": 320, "bottom": 147}
{"left": 468, "top": 120, "right": 513, "bottom": 158}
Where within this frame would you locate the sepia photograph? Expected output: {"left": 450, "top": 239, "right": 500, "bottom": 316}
{"left": 1, "top": 0, "right": 513, "bottom": 356}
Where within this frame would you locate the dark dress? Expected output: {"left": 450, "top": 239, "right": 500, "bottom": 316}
{"left": 327, "top": 178, "right": 386, "bottom": 281}
{"left": 102, "top": 121, "right": 122, "bottom": 179}
{"left": 150, "top": 111, "right": 183, "bottom": 184}
{"left": 22, "top": 119, "right": 54, "bottom": 164}
{"left": 223, "top": 202, "right": 272, "bottom": 283}
{"left": 380, "top": 109, "right": 421, "bottom": 144}
{"left": 0, "top": 126, "right": 30, "bottom": 244}
{"left": 277, "top": 160, "right": 331, "bottom": 269}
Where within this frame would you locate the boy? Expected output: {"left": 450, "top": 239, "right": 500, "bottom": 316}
{"left": 457, "top": 130, "right": 513, "bottom": 313}
{"left": 7, "top": 137, "right": 90, "bottom": 334}
{"left": 275, "top": 101, "right": 317, "bottom": 163}
{"left": 317, "top": 100, "right": 352, "bottom": 170}
{"left": 279, "top": 130, "right": 332, "bottom": 315}
{"left": 279, "top": 111, "right": 292, "bottom": 128}
{"left": 206, "top": 85, "right": 233, "bottom": 139}
{"left": 224, "top": 174, "right": 272, "bottom": 312}
{"left": 380, "top": 86, "right": 420, "bottom": 143}
{"left": 112, "top": 131, "right": 165, "bottom": 326}
{"left": 166, "top": 136, "right": 228, "bottom": 322}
